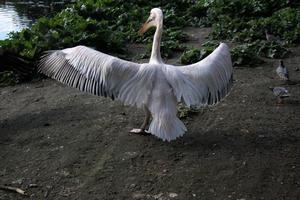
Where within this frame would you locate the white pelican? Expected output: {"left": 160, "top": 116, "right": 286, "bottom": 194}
{"left": 39, "top": 8, "right": 233, "bottom": 141}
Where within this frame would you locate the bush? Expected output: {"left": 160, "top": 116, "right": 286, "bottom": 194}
{"left": 0, "top": 71, "right": 19, "bottom": 86}
{"left": 180, "top": 48, "right": 201, "bottom": 64}
{"left": 210, "top": 1, "right": 300, "bottom": 44}
{"left": 0, "top": 0, "right": 299, "bottom": 84}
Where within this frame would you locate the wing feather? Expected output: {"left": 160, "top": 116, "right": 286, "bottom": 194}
{"left": 38, "top": 45, "right": 141, "bottom": 103}
{"left": 178, "top": 43, "right": 233, "bottom": 106}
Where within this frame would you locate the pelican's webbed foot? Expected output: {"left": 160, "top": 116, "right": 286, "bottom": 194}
{"left": 129, "top": 128, "right": 150, "bottom": 135}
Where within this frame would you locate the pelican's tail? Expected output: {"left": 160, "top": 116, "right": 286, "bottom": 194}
{"left": 149, "top": 113, "right": 187, "bottom": 141}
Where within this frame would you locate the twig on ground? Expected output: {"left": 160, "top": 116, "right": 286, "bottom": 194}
{"left": 0, "top": 185, "right": 27, "bottom": 196}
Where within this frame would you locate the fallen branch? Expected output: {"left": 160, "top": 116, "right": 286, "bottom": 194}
{"left": 0, "top": 185, "right": 27, "bottom": 196}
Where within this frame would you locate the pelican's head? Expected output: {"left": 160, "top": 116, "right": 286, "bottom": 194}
{"left": 139, "top": 8, "right": 163, "bottom": 35}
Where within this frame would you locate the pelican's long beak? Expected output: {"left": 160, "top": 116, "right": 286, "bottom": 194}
{"left": 138, "top": 22, "right": 148, "bottom": 35}
{"left": 138, "top": 24, "right": 147, "bottom": 35}
{"left": 138, "top": 17, "right": 152, "bottom": 35}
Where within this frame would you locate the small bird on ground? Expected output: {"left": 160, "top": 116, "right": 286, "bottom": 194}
{"left": 276, "top": 60, "right": 289, "bottom": 81}
{"left": 269, "top": 87, "right": 290, "bottom": 105}
{"left": 265, "top": 29, "right": 282, "bottom": 44}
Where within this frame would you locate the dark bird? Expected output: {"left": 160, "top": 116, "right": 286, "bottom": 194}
{"left": 269, "top": 86, "right": 290, "bottom": 105}
{"left": 265, "top": 29, "right": 282, "bottom": 44}
{"left": 276, "top": 60, "right": 289, "bottom": 81}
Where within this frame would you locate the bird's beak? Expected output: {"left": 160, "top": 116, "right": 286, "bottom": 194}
{"left": 138, "top": 22, "right": 148, "bottom": 35}
{"left": 138, "top": 17, "right": 151, "bottom": 35}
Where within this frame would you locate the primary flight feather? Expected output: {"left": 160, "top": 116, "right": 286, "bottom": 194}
{"left": 39, "top": 8, "right": 233, "bottom": 141}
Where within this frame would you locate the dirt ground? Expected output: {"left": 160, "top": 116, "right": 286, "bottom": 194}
{"left": 0, "top": 28, "right": 300, "bottom": 200}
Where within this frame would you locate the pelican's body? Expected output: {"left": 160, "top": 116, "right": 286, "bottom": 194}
{"left": 39, "top": 8, "right": 233, "bottom": 141}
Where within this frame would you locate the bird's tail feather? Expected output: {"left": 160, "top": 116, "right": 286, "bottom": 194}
{"left": 149, "top": 112, "right": 187, "bottom": 142}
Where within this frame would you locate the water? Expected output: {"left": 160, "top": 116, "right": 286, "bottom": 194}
{"left": 0, "top": 0, "right": 68, "bottom": 40}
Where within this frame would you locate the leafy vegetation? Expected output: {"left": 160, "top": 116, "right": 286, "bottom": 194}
{"left": 177, "top": 103, "right": 202, "bottom": 119}
{"left": 0, "top": 71, "right": 19, "bottom": 86}
{"left": 179, "top": 41, "right": 219, "bottom": 64}
{"left": 231, "top": 44, "right": 263, "bottom": 66}
{"left": 207, "top": 0, "right": 299, "bottom": 65}
{"left": 180, "top": 48, "right": 201, "bottom": 65}
{"left": 179, "top": 0, "right": 298, "bottom": 66}
{"left": 0, "top": 0, "right": 299, "bottom": 83}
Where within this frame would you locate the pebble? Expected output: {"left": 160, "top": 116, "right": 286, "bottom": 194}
{"left": 153, "top": 193, "right": 163, "bottom": 199}
{"left": 132, "top": 192, "right": 145, "bottom": 199}
{"left": 169, "top": 192, "right": 178, "bottom": 198}
{"left": 29, "top": 183, "right": 38, "bottom": 188}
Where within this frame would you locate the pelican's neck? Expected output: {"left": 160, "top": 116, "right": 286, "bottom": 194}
{"left": 150, "top": 21, "right": 163, "bottom": 64}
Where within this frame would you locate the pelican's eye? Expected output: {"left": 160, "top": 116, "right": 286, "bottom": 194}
{"left": 147, "top": 17, "right": 154, "bottom": 23}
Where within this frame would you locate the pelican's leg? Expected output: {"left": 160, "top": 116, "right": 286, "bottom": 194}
{"left": 130, "top": 105, "right": 151, "bottom": 135}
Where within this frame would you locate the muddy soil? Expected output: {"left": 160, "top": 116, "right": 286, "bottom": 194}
{"left": 0, "top": 28, "right": 300, "bottom": 200}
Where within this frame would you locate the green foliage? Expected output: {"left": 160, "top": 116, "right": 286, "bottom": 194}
{"left": 206, "top": 0, "right": 293, "bottom": 20}
{"left": 177, "top": 103, "right": 200, "bottom": 119}
{"left": 230, "top": 40, "right": 289, "bottom": 66}
{"left": 180, "top": 48, "right": 201, "bottom": 65}
{"left": 0, "top": 71, "right": 19, "bottom": 86}
{"left": 255, "top": 41, "right": 290, "bottom": 58}
{"left": 205, "top": 0, "right": 298, "bottom": 66}
{"left": 0, "top": 0, "right": 299, "bottom": 84}
{"left": 263, "top": 7, "right": 300, "bottom": 44}
{"left": 231, "top": 44, "right": 263, "bottom": 66}
{"left": 1, "top": 9, "right": 125, "bottom": 59}
{"left": 180, "top": 39, "right": 288, "bottom": 67}
{"left": 200, "top": 40, "right": 219, "bottom": 58}
{"left": 210, "top": 1, "right": 300, "bottom": 44}
{"left": 179, "top": 41, "right": 219, "bottom": 64}
{"left": 1, "top": 0, "right": 201, "bottom": 61}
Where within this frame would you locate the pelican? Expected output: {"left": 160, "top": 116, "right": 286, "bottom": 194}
{"left": 38, "top": 8, "right": 233, "bottom": 141}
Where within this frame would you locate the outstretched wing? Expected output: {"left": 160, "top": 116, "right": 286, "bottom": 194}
{"left": 178, "top": 43, "right": 233, "bottom": 106}
{"left": 38, "top": 45, "right": 142, "bottom": 104}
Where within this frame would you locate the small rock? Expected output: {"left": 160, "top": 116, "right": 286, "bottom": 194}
{"left": 12, "top": 178, "right": 23, "bottom": 185}
{"left": 169, "top": 192, "right": 178, "bottom": 198}
{"left": 29, "top": 183, "right": 38, "bottom": 188}
{"left": 44, "top": 190, "right": 49, "bottom": 197}
{"left": 153, "top": 193, "right": 163, "bottom": 199}
{"left": 240, "top": 129, "right": 249, "bottom": 134}
{"left": 132, "top": 192, "right": 145, "bottom": 199}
